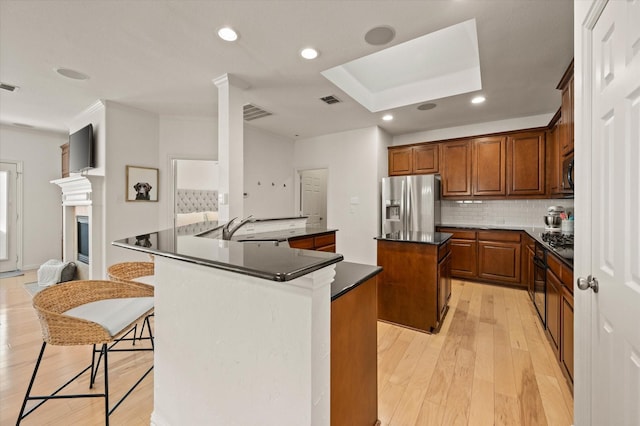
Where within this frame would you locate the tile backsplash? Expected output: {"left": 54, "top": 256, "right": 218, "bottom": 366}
{"left": 441, "top": 199, "right": 575, "bottom": 228}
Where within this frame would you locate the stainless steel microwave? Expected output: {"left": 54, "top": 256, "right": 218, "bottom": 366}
{"left": 562, "top": 155, "right": 574, "bottom": 192}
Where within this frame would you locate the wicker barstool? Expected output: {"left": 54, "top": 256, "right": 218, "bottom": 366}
{"left": 17, "top": 280, "right": 154, "bottom": 425}
{"left": 107, "top": 262, "right": 155, "bottom": 340}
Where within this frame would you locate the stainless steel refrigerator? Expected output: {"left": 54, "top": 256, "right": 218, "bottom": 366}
{"left": 381, "top": 175, "right": 441, "bottom": 235}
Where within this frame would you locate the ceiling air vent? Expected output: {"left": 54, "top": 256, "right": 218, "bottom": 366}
{"left": 1, "top": 83, "right": 19, "bottom": 92}
{"left": 320, "top": 95, "right": 341, "bottom": 105}
{"left": 243, "top": 104, "right": 272, "bottom": 121}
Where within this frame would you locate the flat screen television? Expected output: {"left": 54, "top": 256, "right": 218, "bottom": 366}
{"left": 68, "top": 123, "right": 94, "bottom": 173}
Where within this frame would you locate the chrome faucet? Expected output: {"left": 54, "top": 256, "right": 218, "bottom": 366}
{"left": 221, "top": 215, "right": 254, "bottom": 240}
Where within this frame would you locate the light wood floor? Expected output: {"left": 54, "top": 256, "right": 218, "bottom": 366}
{"left": 1, "top": 272, "right": 573, "bottom": 425}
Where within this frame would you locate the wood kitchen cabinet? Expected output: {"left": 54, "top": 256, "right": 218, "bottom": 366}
{"left": 506, "top": 130, "right": 546, "bottom": 196}
{"left": 377, "top": 239, "right": 449, "bottom": 333}
{"left": 546, "top": 110, "right": 562, "bottom": 196}
{"left": 288, "top": 231, "right": 336, "bottom": 252}
{"left": 61, "top": 143, "right": 69, "bottom": 178}
{"left": 441, "top": 140, "right": 472, "bottom": 197}
{"left": 477, "top": 230, "right": 522, "bottom": 285}
{"left": 438, "top": 242, "right": 452, "bottom": 323}
{"left": 547, "top": 250, "right": 574, "bottom": 387}
{"left": 331, "top": 272, "right": 378, "bottom": 426}
{"left": 388, "top": 144, "right": 439, "bottom": 176}
{"left": 557, "top": 60, "right": 574, "bottom": 157}
{"left": 472, "top": 136, "right": 506, "bottom": 196}
{"left": 439, "top": 228, "right": 478, "bottom": 279}
{"left": 546, "top": 267, "right": 562, "bottom": 357}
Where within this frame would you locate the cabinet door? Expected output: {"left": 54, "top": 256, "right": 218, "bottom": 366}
{"left": 477, "top": 241, "right": 521, "bottom": 284}
{"left": 288, "top": 236, "right": 314, "bottom": 249}
{"left": 560, "top": 75, "right": 574, "bottom": 156}
{"left": 450, "top": 238, "right": 477, "bottom": 278}
{"left": 506, "top": 131, "right": 546, "bottom": 196}
{"left": 441, "top": 140, "right": 472, "bottom": 197}
{"left": 546, "top": 124, "right": 561, "bottom": 195}
{"left": 438, "top": 252, "right": 451, "bottom": 322}
{"left": 472, "top": 136, "right": 506, "bottom": 196}
{"left": 413, "top": 144, "right": 439, "bottom": 174}
{"left": 388, "top": 146, "right": 413, "bottom": 176}
{"left": 546, "top": 270, "right": 562, "bottom": 356}
{"left": 561, "top": 287, "right": 574, "bottom": 383}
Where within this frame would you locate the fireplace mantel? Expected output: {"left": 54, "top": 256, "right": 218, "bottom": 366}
{"left": 51, "top": 174, "right": 104, "bottom": 279}
{"left": 51, "top": 175, "right": 100, "bottom": 206}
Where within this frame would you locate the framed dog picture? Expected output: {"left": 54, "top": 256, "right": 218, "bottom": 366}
{"left": 126, "top": 166, "right": 158, "bottom": 202}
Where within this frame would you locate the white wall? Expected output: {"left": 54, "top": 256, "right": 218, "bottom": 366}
{"left": 176, "top": 160, "right": 219, "bottom": 190}
{"left": 103, "top": 102, "right": 160, "bottom": 270}
{"left": 244, "top": 125, "right": 295, "bottom": 218}
{"left": 0, "top": 124, "right": 67, "bottom": 269}
{"left": 392, "top": 113, "right": 555, "bottom": 145}
{"left": 158, "top": 115, "right": 218, "bottom": 228}
{"left": 294, "top": 126, "right": 388, "bottom": 265}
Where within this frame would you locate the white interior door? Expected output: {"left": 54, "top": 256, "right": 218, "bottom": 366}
{"left": 300, "top": 169, "right": 327, "bottom": 227}
{"left": 578, "top": 1, "right": 640, "bottom": 424}
{"left": 0, "top": 162, "right": 18, "bottom": 272}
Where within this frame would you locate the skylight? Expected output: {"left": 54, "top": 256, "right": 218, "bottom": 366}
{"left": 321, "top": 19, "right": 482, "bottom": 112}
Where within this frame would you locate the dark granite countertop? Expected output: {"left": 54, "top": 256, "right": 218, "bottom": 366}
{"left": 113, "top": 227, "right": 343, "bottom": 282}
{"left": 331, "top": 262, "right": 382, "bottom": 301}
{"left": 375, "top": 231, "right": 453, "bottom": 245}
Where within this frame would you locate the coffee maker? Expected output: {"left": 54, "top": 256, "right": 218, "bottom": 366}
{"left": 544, "top": 206, "right": 565, "bottom": 232}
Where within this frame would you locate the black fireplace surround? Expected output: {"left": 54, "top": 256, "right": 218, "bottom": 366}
{"left": 77, "top": 216, "right": 89, "bottom": 264}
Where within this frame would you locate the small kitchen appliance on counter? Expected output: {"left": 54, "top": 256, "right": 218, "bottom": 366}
{"left": 544, "top": 205, "right": 565, "bottom": 233}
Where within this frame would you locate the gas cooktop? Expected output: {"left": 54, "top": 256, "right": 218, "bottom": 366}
{"left": 540, "top": 232, "right": 574, "bottom": 262}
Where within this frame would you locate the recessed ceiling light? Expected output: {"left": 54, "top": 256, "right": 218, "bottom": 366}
{"left": 382, "top": 114, "right": 393, "bottom": 121}
{"left": 364, "top": 26, "right": 396, "bottom": 46}
{"left": 471, "top": 95, "right": 486, "bottom": 104}
{"left": 55, "top": 68, "right": 90, "bottom": 80}
{"left": 218, "top": 27, "right": 239, "bottom": 42}
{"left": 300, "top": 48, "right": 319, "bottom": 60}
{"left": 417, "top": 103, "right": 437, "bottom": 111}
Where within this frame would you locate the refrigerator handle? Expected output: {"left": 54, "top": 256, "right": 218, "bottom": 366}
{"left": 405, "top": 177, "right": 411, "bottom": 232}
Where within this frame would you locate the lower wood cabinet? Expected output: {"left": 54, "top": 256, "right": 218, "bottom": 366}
{"left": 477, "top": 231, "right": 522, "bottom": 286}
{"left": 331, "top": 274, "right": 378, "bottom": 426}
{"left": 546, "top": 268, "right": 562, "bottom": 356}
{"left": 377, "top": 239, "right": 450, "bottom": 333}
{"left": 561, "top": 286, "right": 574, "bottom": 383}
{"left": 288, "top": 231, "right": 336, "bottom": 252}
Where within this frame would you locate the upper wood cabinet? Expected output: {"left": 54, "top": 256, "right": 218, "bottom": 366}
{"left": 388, "top": 146, "right": 412, "bottom": 176}
{"left": 506, "top": 131, "right": 546, "bottom": 196}
{"left": 557, "top": 60, "right": 574, "bottom": 156}
{"left": 441, "top": 140, "right": 472, "bottom": 197}
{"left": 472, "top": 136, "right": 506, "bottom": 196}
{"left": 413, "top": 144, "right": 439, "bottom": 174}
{"left": 546, "top": 115, "right": 561, "bottom": 195}
{"left": 61, "top": 143, "right": 69, "bottom": 178}
{"left": 388, "top": 144, "right": 439, "bottom": 176}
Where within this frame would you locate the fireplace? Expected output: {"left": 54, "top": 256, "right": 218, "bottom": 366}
{"left": 77, "top": 216, "right": 89, "bottom": 264}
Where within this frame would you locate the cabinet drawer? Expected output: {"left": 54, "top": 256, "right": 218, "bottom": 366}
{"left": 547, "top": 253, "right": 563, "bottom": 281}
{"left": 439, "top": 228, "right": 477, "bottom": 240}
{"left": 477, "top": 230, "right": 521, "bottom": 243}
{"left": 314, "top": 233, "right": 336, "bottom": 248}
{"left": 317, "top": 244, "right": 336, "bottom": 253}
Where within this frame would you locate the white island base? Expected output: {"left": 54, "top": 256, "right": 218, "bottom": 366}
{"left": 150, "top": 255, "right": 335, "bottom": 426}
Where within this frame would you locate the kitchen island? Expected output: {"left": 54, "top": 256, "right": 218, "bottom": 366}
{"left": 376, "top": 231, "right": 453, "bottom": 333}
{"left": 113, "top": 220, "right": 380, "bottom": 426}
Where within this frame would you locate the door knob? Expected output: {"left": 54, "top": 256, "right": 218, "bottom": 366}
{"left": 577, "top": 275, "right": 599, "bottom": 293}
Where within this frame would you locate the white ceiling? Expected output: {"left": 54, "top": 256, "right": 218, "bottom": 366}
{"left": 0, "top": 0, "right": 574, "bottom": 140}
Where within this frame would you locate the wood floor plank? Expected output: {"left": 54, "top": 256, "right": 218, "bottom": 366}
{"left": 2, "top": 274, "right": 574, "bottom": 426}
{"left": 512, "top": 348, "right": 548, "bottom": 426}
